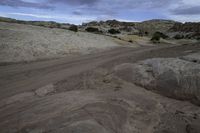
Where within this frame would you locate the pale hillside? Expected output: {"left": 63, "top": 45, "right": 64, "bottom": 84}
{"left": 0, "top": 22, "right": 121, "bottom": 63}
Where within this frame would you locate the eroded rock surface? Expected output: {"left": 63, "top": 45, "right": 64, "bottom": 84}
{"left": 1, "top": 45, "right": 200, "bottom": 133}
{"left": 181, "top": 52, "right": 200, "bottom": 64}
{"left": 115, "top": 54, "right": 200, "bottom": 105}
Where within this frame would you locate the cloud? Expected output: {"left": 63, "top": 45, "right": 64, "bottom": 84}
{"left": 171, "top": 5, "right": 200, "bottom": 15}
{"left": 48, "top": 0, "right": 100, "bottom": 6}
{"left": 48, "top": 0, "right": 178, "bottom": 8}
{"left": 72, "top": 11, "right": 82, "bottom": 15}
{"left": 106, "top": 0, "right": 175, "bottom": 9}
{"left": 8, "top": 12, "right": 55, "bottom": 19}
{"left": 169, "top": 14, "right": 200, "bottom": 22}
{"left": 0, "top": 0, "right": 53, "bottom": 9}
{"left": 2, "top": 0, "right": 200, "bottom": 23}
{"left": 51, "top": 0, "right": 179, "bottom": 19}
{"left": 0, "top": 0, "right": 182, "bottom": 14}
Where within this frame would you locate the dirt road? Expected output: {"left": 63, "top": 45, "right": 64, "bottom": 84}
{"left": 0, "top": 44, "right": 200, "bottom": 133}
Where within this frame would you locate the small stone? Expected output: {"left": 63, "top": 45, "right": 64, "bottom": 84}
{"left": 35, "top": 84, "right": 55, "bottom": 97}
{"left": 103, "top": 79, "right": 111, "bottom": 83}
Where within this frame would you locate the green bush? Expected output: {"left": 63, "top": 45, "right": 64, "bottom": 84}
{"left": 85, "top": 27, "right": 99, "bottom": 33}
{"left": 108, "top": 29, "right": 121, "bottom": 34}
{"left": 69, "top": 25, "right": 78, "bottom": 32}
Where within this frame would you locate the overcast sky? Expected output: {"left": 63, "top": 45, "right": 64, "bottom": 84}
{"left": 0, "top": 0, "right": 200, "bottom": 24}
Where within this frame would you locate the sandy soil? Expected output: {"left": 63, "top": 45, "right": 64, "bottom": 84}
{"left": 0, "top": 44, "right": 200, "bottom": 133}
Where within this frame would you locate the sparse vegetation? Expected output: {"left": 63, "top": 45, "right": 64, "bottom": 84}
{"left": 108, "top": 29, "right": 121, "bottom": 34}
{"left": 69, "top": 25, "right": 78, "bottom": 32}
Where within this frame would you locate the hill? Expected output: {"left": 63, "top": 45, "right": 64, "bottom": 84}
{"left": 169, "top": 22, "right": 200, "bottom": 32}
{"left": 0, "top": 16, "right": 71, "bottom": 29}
{"left": 0, "top": 22, "right": 121, "bottom": 63}
{"left": 81, "top": 19, "right": 177, "bottom": 35}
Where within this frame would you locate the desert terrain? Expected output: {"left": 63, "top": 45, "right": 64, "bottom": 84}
{"left": 0, "top": 22, "right": 125, "bottom": 63}
{"left": 0, "top": 19, "right": 200, "bottom": 133}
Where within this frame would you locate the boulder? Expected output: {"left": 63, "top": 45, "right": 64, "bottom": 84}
{"left": 114, "top": 57, "right": 200, "bottom": 105}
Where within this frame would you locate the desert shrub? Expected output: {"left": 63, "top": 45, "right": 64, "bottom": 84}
{"left": 108, "top": 29, "right": 121, "bottom": 34}
{"left": 144, "top": 31, "right": 149, "bottom": 35}
{"left": 174, "top": 34, "right": 184, "bottom": 39}
{"left": 49, "top": 23, "right": 61, "bottom": 28}
{"left": 17, "top": 20, "right": 26, "bottom": 24}
{"left": 151, "top": 34, "right": 160, "bottom": 42}
{"left": 191, "top": 33, "right": 200, "bottom": 40}
{"left": 196, "top": 36, "right": 200, "bottom": 40}
{"left": 85, "top": 27, "right": 99, "bottom": 33}
{"left": 185, "top": 34, "right": 192, "bottom": 39}
{"left": 37, "top": 23, "right": 46, "bottom": 27}
{"left": 151, "top": 32, "right": 169, "bottom": 43}
{"left": 55, "top": 23, "right": 61, "bottom": 28}
{"left": 155, "top": 32, "right": 168, "bottom": 39}
{"left": 69, "top": 25, "right": 78, "bottom": 32}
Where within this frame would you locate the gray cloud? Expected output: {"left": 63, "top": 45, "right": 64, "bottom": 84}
{"left": 171, "top": 6, "right": 200, "bottom": 15}
{"left": 0, "top": 0, "right": 181, "bottom": 11}
{"left": 0, "top": 0, "right": 187, "bottom": 18}
{"left": 72, "top": 11, "right": 82, "bottom": 15}
{"left": 65, "top": 0, "right": 179, "bottom": 18}
{"left": 48, "top": 0, "right": 100, "bottom": 6}
{"left": 48, "top": 0, "right": 178, "bottom": 9}
{"left": 103, "top": 0, "right": 176, "bottom": 9}
{"left": 0, "top": 0, "right": 53, "bottom": 9}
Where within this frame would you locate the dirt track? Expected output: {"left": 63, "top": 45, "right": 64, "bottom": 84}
{"left": 0, "top": 44, "right": 200, "bottom": 133}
